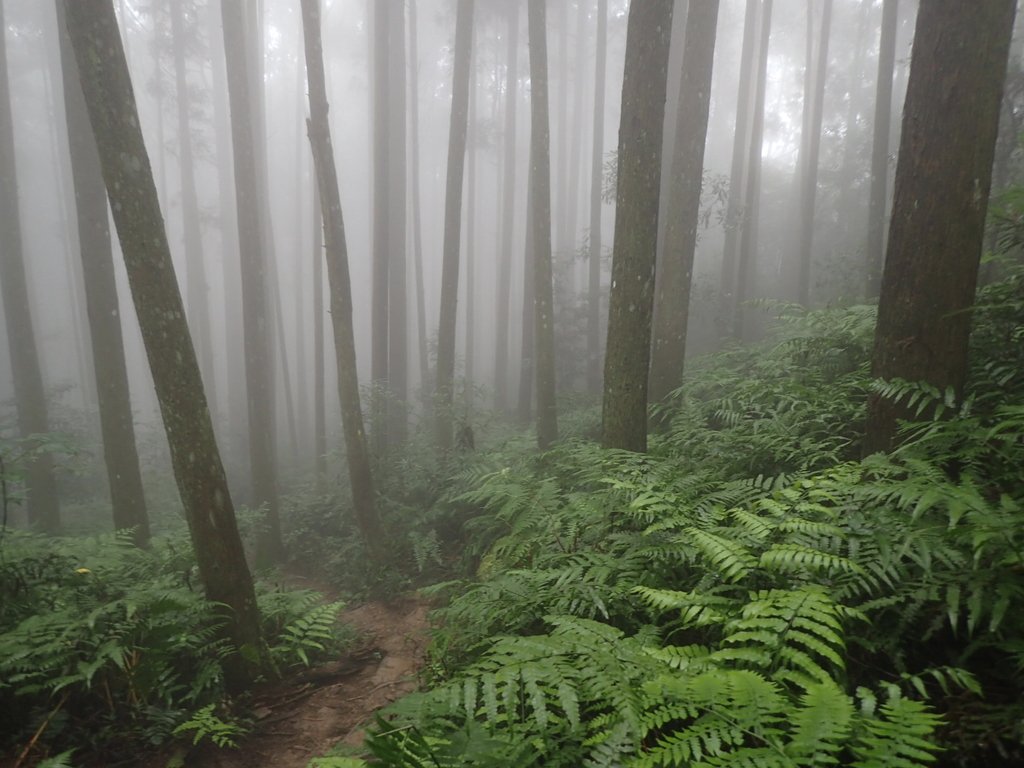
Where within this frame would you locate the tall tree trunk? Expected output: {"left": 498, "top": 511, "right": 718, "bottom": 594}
{"left": 55, "top": 0, "right": 149, "bottom": 545}
{"left": 495, "top": 2, "right": 519, "bottom": 412}
{"left": 566, "top": 0, "right": 587, "bottom": 290}
{"left": 733, "top": 0, "right": 773, "bottom": 341}
{"left": 528, "top": 0, "right": 558, "bottom": 450}
{"left": 388, "top": 2, "right": 408, "bottom": 444}
{"left": 312, "top": 183, "right": 326, "bottom": 493}
{"left": 865, "top": 0, "right": 899, "bottom": 298}
{"left": 221, "top": 0, "right": 282, "bottom": 563}
{"left": 601, "top": 0, "right": 674, "bottom": 452}
{"left": 649, "top": 0, "right": 721, "bottom": 405}
{"left": 0, "top": 0, "right": 61, "bottom": 533}
{"left": 62, "top": 0, "right": 264, "bottom": 688}
{"left": 434, "top": 0, "right": 474, "bottom": 453}
{"left": 864, "top": 0, "right": 1015, "bottom": 454}
{"left": 170, "top": 1, "right": 216, "bottom": 403}
{"left": 408, "top": 0, "right": 430, "bottom": 399}
{"left": 371, "top": 0, "right": 390, "bottom": 454}
{"left": 465, "top": 60, "right": 477, "bottom": 406}
{"left": 587, "top": 0, "right": 607, "bottom": 394}
{"left": 300, "top": 0, "right": 384, "bottom": 558}
{"left": 719, "top": 0, "right": 758, "bottom": 333}
{"left": 796, "top": 0, "right": 833, "bottom": 306}
{"left": 517, "top": 161, "right": 536, "bottom": 423}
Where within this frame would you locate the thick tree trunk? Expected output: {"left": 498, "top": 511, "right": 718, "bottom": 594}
{"left": 587, "top": 0, "right": 608, "bottom": 394}
{"left": 434, "top": 0, "right": 474, "bottom": 453}
{"left": 865, "top": 0, "right": 899, "bottom": 298}
{"left": 719, "top": 0, "right": 758, "bottom": 335}
{"left": 649, "top": 0, "right": 721, "bottom": 405}
{"left": 528, "top": 0, "right": 558, "bottom": 450}
{"left": 62, "top": 0, "right": 263, "bottom": 689}
{"left": 733, "top": 0, "right": 773, "bottom": 341}
{"left": 495, "top": 3, "right": 519, "bottom": 412}
{"left": 300, "top": 0, "right": 384, "bottom": 558}
{"left": 221, "top": 0, "right": 282, "bottom": 564}
{"left": 796, "top": 0, "right": 833, "bottom": 306}
{"left": 601, "top": 0, "right": 674, "bottom": 453}
{"left": 864, "top": 0, "right": 1015, "bottom": 454}
{"left": 55, "top": 0, "right": 149, "bottom": 545}
{"left": 0, "top": 0, "right": 61, "bottom": 533}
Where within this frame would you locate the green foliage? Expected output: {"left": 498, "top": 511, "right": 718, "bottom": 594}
{"left": 172, "top": 703, "right": 249, "bottom": 748}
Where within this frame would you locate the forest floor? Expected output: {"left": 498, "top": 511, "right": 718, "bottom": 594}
{"left": 152, "top": 575, "right": 432, "bottom": 768}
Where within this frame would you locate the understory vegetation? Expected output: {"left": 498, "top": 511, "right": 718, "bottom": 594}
{"left": 2, "top": 262, "right": 1023, "bottom": 767}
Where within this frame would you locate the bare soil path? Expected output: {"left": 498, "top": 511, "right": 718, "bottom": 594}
{"left": 167, "top": 576, "right": 431, "bottom": 768}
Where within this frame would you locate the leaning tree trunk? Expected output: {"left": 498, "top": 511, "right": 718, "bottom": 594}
{"left": 601, "top": 0, "right": 675, "bottom": 453}
{"left": 62, "top": 0, "right": 264, "bottom": 690}
{"left": 55, "top": 0, "right": 149, "bottom": 545}
{"left": 221, "top": 0, "right": 282, "bottom": 564}
{"left": 300, "top": 0, "right": 384, "bottom": 559}
{"left": 527, "top": 0, "right": 558, "bottom": 450}
{"left": 864, "top": 0, "right": 1016, "bottom": 454}
{"left": 0, "top": 0, "right": 61, "bottom": 533}
{"left": 434, "top": 0, "right": 474, "bottom": 453}
{"left": 649, "top": 0, "right": 721, "bottom": 405}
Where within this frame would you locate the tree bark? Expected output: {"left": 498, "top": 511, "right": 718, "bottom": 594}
{"left": 434, "top": 0, "right": 474, "bottom": 453}
{"left": 221, "top": 0, "right": 282, "bottom": 563}
{"left": 387, "top": 1, "right": 408, "bottom": 444}
{"left": 371, "top": 0, "right": 390, "bottom": 454}
{"left": 62, "top": 0, "right": 263, "bottom": 689}
{"left": 587, "top": 0, "right": 608, "bottom": 394}
{"left": 0, "top": 0, "right": 61, "bottom": 533}
{"left": 864, "top": 0, "right": 1016, "bottom": 454}
{"left": 601, "top": 0, "right": 674, "bottom": 453}
{"left": 300, "top": 0, "right": 384, "bottom": 558}
{"left": 312, "top": 182, "right": 327, "bottom": 493}
{"left": 865, "top": 0, "right": 898, "bottom": 298}
{"left": 408, "top": 0, "right": 430, "bottom": 400}
{"left": 54, "top": 0, "right": 149, "bottom": 545}
{"left": 528, "top": 0, "right": 558, "bottom": 450}
{"left": 649, "top": 0, "right": 721, "bottom": 405}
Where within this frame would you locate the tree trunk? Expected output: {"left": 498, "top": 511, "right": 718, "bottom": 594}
{"left": 387, "top": 1, "right": 408, "bottom": 444}
{"left": 796, "top": 0, "right": 833, "bottom": 306}
{"left": 565, "top": 0, "right": 587, "bottom": 286}
{"left": 649, "top": 0, "right": 721, "bottom": 405}
{"left": 465, "top": 59, "right": 477, "bottom": 405}
{"left": 527, "top": 0, "right": 558, "bottom": 450}
{"left": 495, "top": 2, "right": 519, "bottom": 412}
{"left": 221, "top": 0, "right": 282, "bottom": 564}
{"left": 864, "top": 0, "right": 1015, "bottom": 454}
{"left": 719, "top": 0, "right": 758, "bottom": 335}
{"left": 0, "top": 0, "right": 61, "bottom": 533}
{"left": 408, "top": 0, "right": 430, "bottom": 400}
{"left": 312, "top": 182, "right": 327, "bottom": 493}
{"left": 601, "top": 0, "right": 674, "bottom": 453}
{"left": 371, "top": 0, "right": 390, "bottom": 454}
{"left": 55, "top": 0, "right": 149, "bottom": 545}
{"left": 865, "top": 0, "right": 899, "bottom": 298}
{"left": 434, "top": 0, "right": 474, "bottom": 453}
{"left": 62, "top": 0, "right": 264, "bottom": 689}
{"left": 518, "top": 161, "right": 536, "bottom": 424}
{"left": 171, "top": 0, "right": 215, "bottom": 401}
{"left": 733, "top": 0, "right": 773, "bottom": 341}
{"left": 587, "top": 0, "right": 608, "bottom": 394}
{"left": 300, "top": 0, "right": 384, "bottom": 559}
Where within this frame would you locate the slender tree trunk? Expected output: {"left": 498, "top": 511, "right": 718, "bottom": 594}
{"left": 649, "top": 0, "right": 721, "bottom": 405}
{"left": 865, "top": 0, "right": 899, "bottom": 298}
{"left": 434, "top": 0, "right": 474, "bottom": 453}
{"left": 371, "top": 1, "right": 390, "bottom": 454}
{"left": 719, "top": 0, "right": 758, "bottom": 333}
{"left": 587, "top": 0, "right": 607, "bottom": 394}
{"left": 517, "top": 161, "right": 536, "bottom": 424}
{"left": 864, "top": 0, "right": 1015, "bottom": 454}
{"left": 465, "top": 60, "right": 477, "bottom": 407}
{"left": 733, "top": 0, "right": 773, "bottom": 341}
{"left": 300, "top": 0, "right": 384, "bottom": 558}
{"left": 0, "top": 0, "right": 61, "bottom": 533}
{"left": 495, "top": 2, "right": 519, "bottom": 412}
{"left": 62, "top": 0, "right": 264, "bottom": 688}
{"left": 55, "top": 0, "right": 149, "bottom": 545}
{"left": 796, "top": 0, "right": 833, "bottom": 306}
{"left": 408, "top": 0, "right": 430, "bottom": 400}
{"left": 527, "top": 0, "right": 558, "bottom": 450}
{"left": 566, "top": 0, "right": 587, "bottom": 285}
{"left": 221, "top": 0, "right": 282, "bottom": 563}
{"left": 601, "top": 0, "right": 675, "bottom": 452}
{"left": 388, "top": 2, "right": 408, "bottom": 444}
{"left": 312, "top": 183, "right": 326, "bottom": 493}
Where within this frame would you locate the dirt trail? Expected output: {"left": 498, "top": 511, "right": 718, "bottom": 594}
{"left": 176, "top": 581, "right": 431, "bottom": 767}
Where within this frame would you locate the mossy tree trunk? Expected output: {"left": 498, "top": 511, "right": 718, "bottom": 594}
{"left": 61, "top": 0, "right": 264, "bottom": 689}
